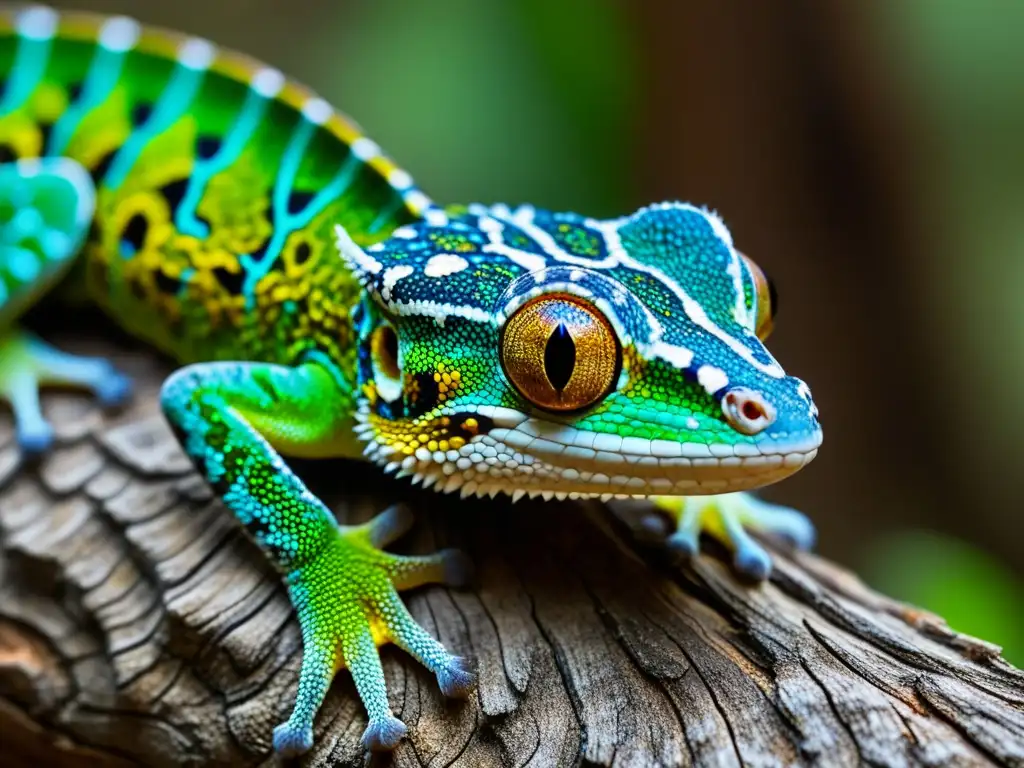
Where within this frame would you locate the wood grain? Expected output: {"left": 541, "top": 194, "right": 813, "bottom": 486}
{"left": 1, "top": 334, "right": 1022, "bottom": 767}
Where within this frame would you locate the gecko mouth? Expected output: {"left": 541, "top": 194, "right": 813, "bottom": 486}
{"left": 360, "top": 404, "right": 822, "bottom": 501}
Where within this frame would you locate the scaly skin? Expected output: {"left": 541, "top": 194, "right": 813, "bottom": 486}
{"left": 0, "top": 5, "right": 823, "bottom": 756}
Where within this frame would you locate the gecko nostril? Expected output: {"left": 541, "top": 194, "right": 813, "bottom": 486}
{"left": 722, "top": 388, "right": 776, "bottom": 436}
{"left": 742, "top": 400, "right": 764, "bottom": 421}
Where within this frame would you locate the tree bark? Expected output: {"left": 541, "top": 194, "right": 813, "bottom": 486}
{"left": 1, "top": 333, "right": 1022, "bottom": 767}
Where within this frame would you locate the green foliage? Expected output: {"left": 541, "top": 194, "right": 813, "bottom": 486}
{"left": 862, "top": 530, "right": 1022, "bottom": 665}
{"left": 305, "top": 0, "right": 637, "bottom": 214}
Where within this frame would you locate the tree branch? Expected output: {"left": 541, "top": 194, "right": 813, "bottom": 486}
{"left": 1, "top": 334, "right": 1022, "bottom": 767}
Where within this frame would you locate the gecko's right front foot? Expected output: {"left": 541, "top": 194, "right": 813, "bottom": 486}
{"left": 272, "top": 504, "right": 475, "bottom": 757}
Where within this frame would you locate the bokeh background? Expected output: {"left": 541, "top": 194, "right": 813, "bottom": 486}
{"left": 48, "top": 0, "right": 1022, "bottom": 660}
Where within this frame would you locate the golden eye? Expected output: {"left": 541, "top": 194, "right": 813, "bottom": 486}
{"left": 740, "top": 251, "right": 778, "bottom": 340}
{"left": 500, "top": 294, "right": 620, "bottom": 412}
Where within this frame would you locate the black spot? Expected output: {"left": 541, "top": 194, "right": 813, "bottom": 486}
{"left": 767, "top": 275, "right": 779, "bottom": 321}
{"left": 544, "top": 323, "right": 576, "bottom": 391}
{"left": 132, "top": 103, "right": 152, "bottom": 126}
{"left": 249, "top": 239, "right": 269, "bottom": 261}
{"left": 212, "top": 265, "right": 244, "bottom": 295}
{"left": 37, "top": 122, "right": 53, "bottom": 151}
{"left": 121, "top": 213, "right": 149, "bottom": 254}
{"left": 158, "top": 178, "right": 189, "bottom": 211}
{"left": 154, "top": 270, "right": 182, "bottom": 295}
{"left": 67, "top": 82, "right": 83, "bottom": 103}
{"left": 196, "top": 135, "right": 221, "bottom": 159}
{"left": 380, "top": 325, "right": 398, "bottom": 367}
{"left": 405, "top": 371, "right": 438, "bottom": 417}
{"left": 294, "top": 241, "right": 311, "bottom": 265}
{"left": 287, "top": 190, "right": 314, "bottom": 215}
{"left": 90, "top": 149, "right": 116, "bottom": 181}
{"left": 0, "top": 144, "right": 16, "bottom": 163}
{"left": 451, "top": 412, "right": 495, "bottom": 437}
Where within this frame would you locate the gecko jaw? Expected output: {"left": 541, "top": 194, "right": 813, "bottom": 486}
{"left": 357, "top": 403, "right": 821, "bottom": 502}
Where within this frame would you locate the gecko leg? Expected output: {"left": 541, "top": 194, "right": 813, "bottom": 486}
{"left": 160, "top": 361, "right": 473, "bottom": 757}
{"left": 651, "top": 492, "right": 816, "bottom": 579}
{"left": 0, "top": 158, "right": 130, "bottom": 453}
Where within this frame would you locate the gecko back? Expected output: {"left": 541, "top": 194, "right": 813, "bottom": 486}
{"left": 0, "top": 5, "right": 425, "bottom": 368}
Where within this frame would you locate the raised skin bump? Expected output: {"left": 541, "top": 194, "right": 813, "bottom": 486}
{"left": 0, "top": 6, "right": 822, "bottom": 757}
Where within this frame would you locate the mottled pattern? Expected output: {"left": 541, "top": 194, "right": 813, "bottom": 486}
{"left": 0, "top": 6, "right": 423, "bottom": 371}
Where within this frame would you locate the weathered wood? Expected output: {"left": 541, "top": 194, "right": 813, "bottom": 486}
{"left": 1, "top": 333, "right": 1022, "bottom": 767}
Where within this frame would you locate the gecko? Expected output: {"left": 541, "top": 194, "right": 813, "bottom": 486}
{"left": 0, "top": 5, "right": 823, "bottom": 757}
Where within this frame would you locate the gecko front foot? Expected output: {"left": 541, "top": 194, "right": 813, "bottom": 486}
{"left": 272, "top": 504, "right": 475, "bottom": 757}
{"left": 650, "top": 492, "right": 815, "bottom": 579}
{"left": 0, "top": 330, "right": 133, "bottom": 454}
{"left": 0, "top": 156, "right": 130, "bottom": 454}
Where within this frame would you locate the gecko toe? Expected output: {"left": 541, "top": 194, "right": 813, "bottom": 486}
{"left": 361, "top": 715, "right": 408, "bottom": 751}
{"left": 666, "top": 529, "right": 699, "bottom": 561}
{"left": 436, "top": 655, "right": 475, "bottom": 698}
{"left": 94, "top": 368, "right": 134, "bottom": 407}
{"left": 438, "top": 548, "right": 474, "bottom": 588}
{"left": 272, "top": 720, "right": 314, "bottom": 757}
{"left": 17, "top": 423, "right": 54, "bottom": 457}
{"left": 733, "top": 542, "right": 773, "bottom": 581}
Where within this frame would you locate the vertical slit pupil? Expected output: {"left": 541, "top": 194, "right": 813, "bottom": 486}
{"left": 544, "top": 323, "right": 576, "bottom": 392}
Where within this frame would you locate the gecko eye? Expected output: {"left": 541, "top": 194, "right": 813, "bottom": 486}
{"left": 371, "top": 323, "right": 402, "bottom": 402}
{"left": 740, "top": 251, "right": 777, "bottom": 340}
{"left": 500, "top": 294, "right": 620, "bottom": 412}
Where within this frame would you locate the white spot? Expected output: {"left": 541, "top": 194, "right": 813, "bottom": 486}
{"left": 98, "top": 16, "right": 139, "bottom": 52}
{"left": 648, "top": 342, "right": 694, "bottom": 370}
{"left": 392, "top": 226, "right": 417, "bottom": 239}
{"left": 423, "top": 253, "right": 469, "bottom": 278}
{"left": 482, "top": 242, "right": 545, "bottom": 273}
{"left": 380, "top": 265, "right": 414, "bottom": 300}
{"left": 18, "top": 6, "right": 57, "bottom": 40}
{"left": 424, "top": 208, "right": 449, "bottom": 227}
{"left": 251, "top": 67, "right": 284, "bottom": 98}
{"left": 387, "top": 168, "right": 413, "bottom": 190}
{"left": 569, "top": 269, "right": 586, "bottom": 282}
{"left": 302, "top": 97, "right": 332, "bottom": 125}
{"left": 403, "top": 189, "right": 433, "bottom": 213}
{"left": 696, "top": 364, "right": 729, "bottom": 394}
{"left": 686, "top": 417, "right": 700, "bottom": 430}
{"left": 350, "top": 137, "right": 381, "bottom": 161}
{"left": 178, "top": 37, "right": 215, "bottom": 70}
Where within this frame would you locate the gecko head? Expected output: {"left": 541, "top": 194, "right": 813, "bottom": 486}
{"left": 338, "top": 202, "right": 821, "bottom": 501}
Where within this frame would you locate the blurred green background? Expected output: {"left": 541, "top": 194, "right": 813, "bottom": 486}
{"left": 50, "top": 0, "right": 1022, "bottom": 661}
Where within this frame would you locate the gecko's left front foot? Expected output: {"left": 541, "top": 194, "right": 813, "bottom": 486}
{"left": 272, "top": 504, "right": 475, "bottom": 757}
{"left": 650, "top": 492, "right": 815, "bottom": 579}
{"left": 0, "top": 157, "right": 132, "bottom": 455}
{"left": 0, "top": 330, "right": 133, "bottom": 454}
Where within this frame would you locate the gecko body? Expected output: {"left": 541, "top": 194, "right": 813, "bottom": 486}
{"left": 0, "top": 6, "right": 822, "bottom": 756}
